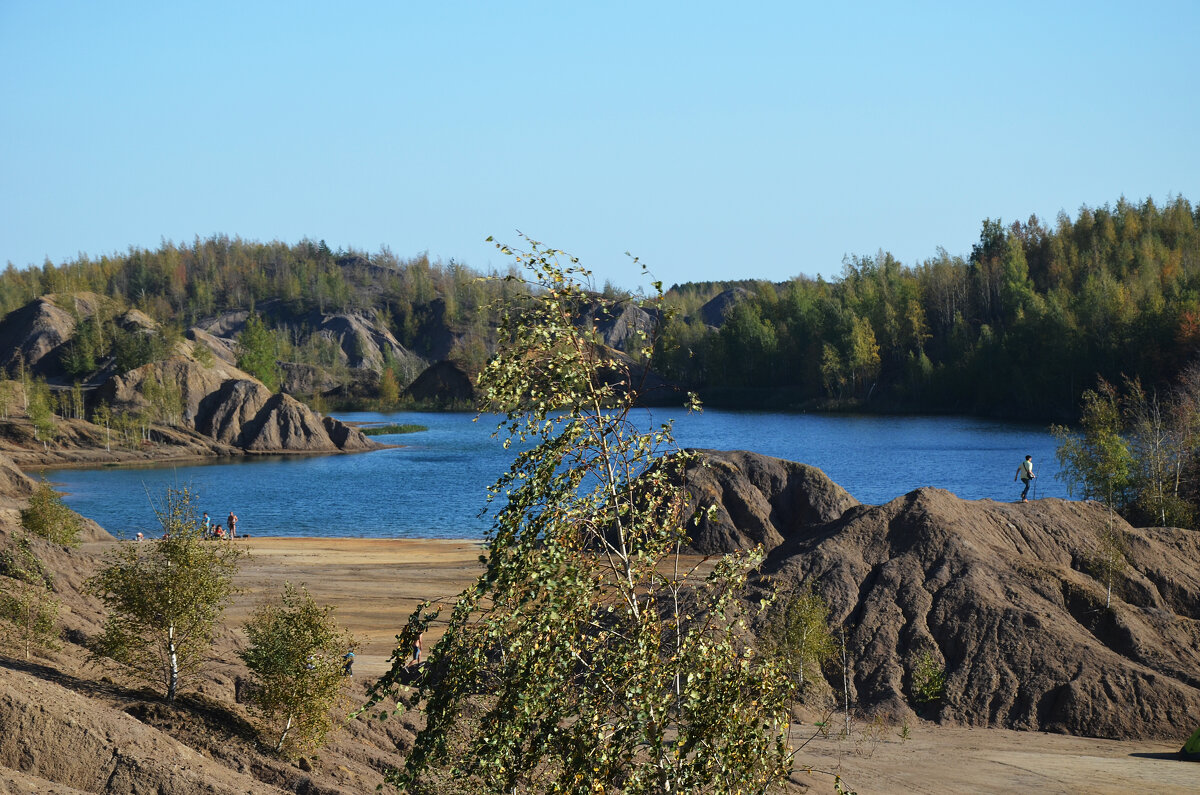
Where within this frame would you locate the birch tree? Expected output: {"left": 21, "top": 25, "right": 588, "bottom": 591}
{"left": 88, "top": 486, "right": 243, "bottom": 703}
{"left": 241, "top": 584, "right": 353, "bottom": 754}
{"left": 362, "top": 237, "right": 796, "bottom": 794}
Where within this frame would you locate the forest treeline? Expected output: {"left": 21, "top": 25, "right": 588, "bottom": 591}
{"left": 0, "top": 237, "right": 521, "bottom": 372}
{"left": 655, "top": 195, "right": 1200, "bottom": 420}
{"left": 2, "top": 195, "right": 1198, "bottom": 421}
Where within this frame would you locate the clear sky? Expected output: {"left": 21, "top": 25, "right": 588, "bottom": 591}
{"left": 2, "top": 1, "right": 1197, "bottom": 290}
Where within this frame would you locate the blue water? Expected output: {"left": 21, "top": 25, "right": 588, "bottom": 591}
{"left": 37, "top": 409, "right": 1063, "bottom": 540}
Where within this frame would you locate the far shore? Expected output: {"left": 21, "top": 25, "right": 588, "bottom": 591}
{"left": 20, "top": 444, "right": 402, "bottom": 473}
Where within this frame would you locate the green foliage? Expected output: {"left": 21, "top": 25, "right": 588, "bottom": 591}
{"left": 25, "top": 378, "right": 56, "bottom": 442}
{"left": 764, "top": 582, "right": 836, "bottom": 695}
{"left": 237, "top": 312, "right": 281, "bottom": 391}
{"left": 0, "top": 577, "right": 61, "bottom": 660}
{"left": 909, "top": 650, "right": 946, "bottom": 706}
{"left": 1121, "top": 377, "right": 1194, "bottom": 528}
{"left": 1053, "top": 379, "right": 1134, "bottom": 511}
{"left": 191, "top": 338, "right": 215, "bottom": 367}
{"left": 240, "top": 583, "right": 353, "bottom": 754}
{"left": 112, "top": 326, "right": 170, "bottom": 372}
{"left": 61, "top": 316, "right": 101, "bottom": 376}
{"left": 0, "top": 532, "right": 52, "bottom": 587}
{"left": 141, "top": 371, "right": 184, "bottom": 427}
{"left": 362, "top": 238, "right": 795, "bottom": 794}
{"left": 87, "top": 486, "right": 244, "bottom": 703}
{"left": 21, "top": 479, "right": 83, "bottom": 547}
{"left": 360, "top": 423, "right": 427, "bottom": 436}
{"left": 3, "top": 194, "right": 1197, "bottom": 423}
{"left": 648, "top": 197, "right": 1200, "bottom": 418}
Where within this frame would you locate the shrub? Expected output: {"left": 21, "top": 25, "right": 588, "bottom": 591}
{"left": 241, "top": 584, "right": 353, "bottom": 754}
{"left": 910, "top": 650, "right": 947, "bottom": 706}
{"left": 21, "top": 479, "right": 82, "bottom": 547}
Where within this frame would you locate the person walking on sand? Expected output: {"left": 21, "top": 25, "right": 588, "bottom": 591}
{"left": 1015, "top": 455, "right": 1035, "bottom": 502}
{"left": 411, "top": 632, "right": 423, "bottom": 668}
{"left": 227, "top": 511, "right": 238, "bottom": 538}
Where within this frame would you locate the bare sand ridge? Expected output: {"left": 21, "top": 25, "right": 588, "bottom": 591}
{"left": 221, "top": 536, "right": 1194, "bottom": 794}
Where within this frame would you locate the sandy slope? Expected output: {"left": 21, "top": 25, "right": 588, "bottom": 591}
{"left": 211, "top": 537, "right": 1196, "bottom": 794}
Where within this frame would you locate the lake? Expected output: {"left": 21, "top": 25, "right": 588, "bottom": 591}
{"left": 39, "top": 409, "right": 1065, "bottom": 540}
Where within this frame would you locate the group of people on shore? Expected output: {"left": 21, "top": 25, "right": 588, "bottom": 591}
{"left": 201, "top": 510, "right": 240, "bottom": 539}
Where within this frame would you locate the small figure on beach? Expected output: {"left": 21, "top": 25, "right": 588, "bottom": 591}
{"left": 1015, "top": 455, "right": 1036, "bottom": 502}
{"left": 343, "top": 650, "right": 355, "bottom": 676}
{"left": 202, "top": 512, "right": 211, "bottom": 534}
{"left": 228, "top": 511, "right": 238, "bottom": 538}
{"left": 214, "top": 524, "right": 225, "bottom": 539}
{"left": 135, "top": 532, "right": 144, "bottom": 542}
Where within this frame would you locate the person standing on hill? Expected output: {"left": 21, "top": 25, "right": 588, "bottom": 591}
{"left": 1015, "top": 455, "right": 1035, "bottom": 502}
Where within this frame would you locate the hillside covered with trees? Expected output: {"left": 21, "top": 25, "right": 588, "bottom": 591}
{"left": 2, "top": 195, "right": 1198, "bottom": 423}
{"left": 656, "top": 195, "right": 1200, "bottom": 420}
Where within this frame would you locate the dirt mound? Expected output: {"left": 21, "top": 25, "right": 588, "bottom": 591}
{"left": 0, "top": 666, "right": 286, "bottom": 794}
{"left": 95, "top": 352, "right": 257, "bottom": 422}
{"left": 195, "top": 380, "right": 374, "bottom": 453}
{"left": 678, "top": 449, "right": 858, "bottom": 552}
{"left": 697, "top": 287, "right": 750, "bottom": 327}
{"left": 194, "top": 303, "right": 425, "bottom": 378}
{"left": 404, "top": 360, "right": 475, "bottom": 406}
{"left": 0, "top": 294, "right": 108, "bottom": 376}
{"left": 580, "top": 298, "right": 656, "bottom": 352}
{"left": 0, "top": 454, "right": 35, "bottom": 502}
{"left": 758, "top": 487, "right": 1200, "bottom": 739}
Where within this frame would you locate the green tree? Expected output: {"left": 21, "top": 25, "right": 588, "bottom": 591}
{"left": 241, "top": 583, "right": 353, "bottom": 755}
{"left": 0, "top": 578, "right": 61, "bottom": 660}
{"left": 0, "top": 533, "right": 51, "bottom": 587}
{"left": 142, "top": 371, "right": 184, "bottom": 427}
{"left": 92, "top": 401, "right": 113, "bottom": 452}
{"left": 21, "top": 479, "right": 83, "bottom": 547}
{"left": 362, "top": 238, "right": 795, "bottom": 794}
{"left": 820, "top": 343, "right": 847, "bottom": 399}
{"left": 26, "top": 379, "right": 56, "bottom": 445}
{"left": 764, "top": 582, "right": 836, "bottom": 693}
{"left": 1052, "top": 379, "right": 1134, "bottom": 513}
{"left": 1053, "top": 379, "right": 1134, "bottom": 609}
{"left": 848, "top": 315, "right": 881, "bottom": 396}
{"left": 908, "top": 650, "right": 947, "bottom": 706}
{"left": 236, "top": 312, "right": 280, "bottom": 391}
{"left": 88, "top": 486, "right": 243, "bottom": 703}
{"left": 1123, "top": 378, "right": 1192, "bottom": 527}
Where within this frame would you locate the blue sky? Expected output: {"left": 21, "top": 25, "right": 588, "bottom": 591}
{"left": 2, "top": 2, "right": 1197, "bottom": 290}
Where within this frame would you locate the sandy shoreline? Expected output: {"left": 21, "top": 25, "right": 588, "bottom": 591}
{"left": 226, "top": 537, "right": 484, "bottom": 679}
{"left": 142, "top": 535, "right": 1194, "bottom": 793}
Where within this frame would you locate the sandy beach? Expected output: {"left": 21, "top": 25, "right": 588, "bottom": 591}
{"left": 219, "top": 536, "right": 1193, "bottom": 794}
{"left": 227, "top": 536, "right": 484, "bottom": 679}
